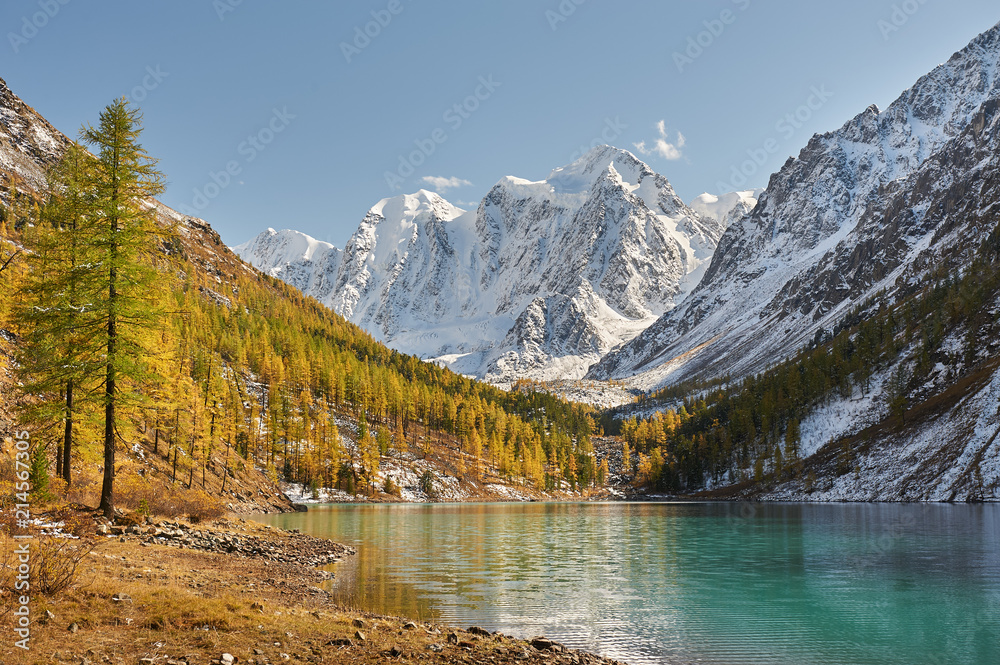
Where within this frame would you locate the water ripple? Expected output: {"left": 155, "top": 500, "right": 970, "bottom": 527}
{"left": 258, "top": 502, "right": 1000, "bottom": 665}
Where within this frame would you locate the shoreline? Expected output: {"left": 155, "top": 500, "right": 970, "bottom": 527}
{"left": 263, "top": 493, "right": 1000, "bottom": 515}
{"left": 1, "top": 510, "right": 633, "bottom": 665}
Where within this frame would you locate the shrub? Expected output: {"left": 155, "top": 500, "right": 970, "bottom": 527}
{"left": 418, "top": 470, "right": 436, "bottom": 498}
{"left": 48, "top": 505, "right": 95, "bottom": 538}
{"left": 0, "top": 534, "right": 95, "bottom": 601}
{"left": 32, "top": 536, "right": 96, "bottom": 595}
{"left": 383, "top": 475, "right": 401, "bottom": 497}
{"left": 105, "top": 470, "right": 224, "bottom": 521}
{"left": 116, "top": 511, "right": 145, "bottom": 528}
{"left": 149, "top": 488, "right": 225, "bottom": 523}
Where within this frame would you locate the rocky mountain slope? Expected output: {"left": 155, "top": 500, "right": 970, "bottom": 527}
{"left": 596, "top": 22, "right": 1000, "bottom": 503}
{"left": 590, "top": 21, "right": 1000, "bottom": 390}
{"left": 0, "top": 76, "right": 71, "bottom": 199}
{"left": 237, "top": 146, "right": 726, "bottom": 382}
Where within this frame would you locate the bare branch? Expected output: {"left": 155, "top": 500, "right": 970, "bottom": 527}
{"left": 0, "top": 248, "right": 21, "bottom": 275}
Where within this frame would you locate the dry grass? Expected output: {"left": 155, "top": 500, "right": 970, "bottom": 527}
{"left": 0, "top": 516, "right": 606, "bottom": 665}
{"left": 28, "top": 536, "right": 95, "bottom": 595}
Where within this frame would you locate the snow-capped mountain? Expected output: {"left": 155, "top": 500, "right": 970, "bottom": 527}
{"left": 236, "top": 146, "right": 723, "bottom": 382}
{"left": 688, "top": 189, "right": 763, "bottom": 229}
{"left": 590, "top": 21, "right": 1000, "bottom": 390}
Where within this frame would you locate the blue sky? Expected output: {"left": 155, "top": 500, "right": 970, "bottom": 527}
{"left": 2, "top": 0, "right": 997, "bottom": 247}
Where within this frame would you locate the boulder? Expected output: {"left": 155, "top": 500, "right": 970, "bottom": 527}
{"left": 531, "top": 637, "right": 563, "bottom": 652}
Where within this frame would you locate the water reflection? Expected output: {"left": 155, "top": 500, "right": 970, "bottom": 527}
{"left": 258, "top": 503, "right": 1000, "bottom": 665}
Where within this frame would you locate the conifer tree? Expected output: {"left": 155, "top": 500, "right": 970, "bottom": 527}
{"left": 16, "top": 144, "right": 98, "bottom": 487}
{"left": 80, "top": 99, "right": 168, "bottom": 518}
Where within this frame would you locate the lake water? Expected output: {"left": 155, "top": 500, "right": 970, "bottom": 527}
{"left": 256, "top": 502, "right": 1000, "bottom": 665}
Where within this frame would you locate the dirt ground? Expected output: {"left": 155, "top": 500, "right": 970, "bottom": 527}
{"left": 0, "top": 512, "right": 629, "bottom": 665}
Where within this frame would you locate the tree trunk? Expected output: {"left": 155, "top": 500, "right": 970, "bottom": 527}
{"left": 99, "top": 267, "right": 117, "bottom": 520}
{"left": 221, "top": 438, "right": 231, "bottom": 494}
{"left": 63, "top": 379, "right": 73, "bottom": 485}
{"left": 188, "top": 433, "right": 196, "bottom": 489}
{"left": 100, "top": 347, "right": 116, "bottom": 518}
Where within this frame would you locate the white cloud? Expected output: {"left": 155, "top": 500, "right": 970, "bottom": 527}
{"left": 634, "top": 120, "right": 685, "bottom": 161}
{"left": 420, "top": 176, "right": 473, "bottom": 193}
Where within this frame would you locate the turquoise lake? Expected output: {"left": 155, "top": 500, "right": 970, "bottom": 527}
{"left": 256, "top": 502, "right": 1000, "bottom": 664}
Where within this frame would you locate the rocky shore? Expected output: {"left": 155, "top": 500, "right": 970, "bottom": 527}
{"left": 5, "top": 513, "right": 634, "bottom": 665}
{"left": 101, "top": 518, "right": 354, "bottom": 568}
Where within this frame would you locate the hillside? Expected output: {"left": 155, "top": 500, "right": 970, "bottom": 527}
{"left": 0, "top": 77, "right": 612, "bottom": 520}
{"left": 584, "top": 22, "right": 1000, "bottom": 503}
{"left": 591, "top": 21, "right": 1000, "bottom": 390}
{"left": 607, "top": 206, "right": 1000, "bottom": 503}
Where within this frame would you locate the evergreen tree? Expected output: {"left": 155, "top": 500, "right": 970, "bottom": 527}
{"left": 16, "top": 145, "right": 98, "bottom": 487}
{"left": 80, "top": 99, "right": 169, "bottom": 518}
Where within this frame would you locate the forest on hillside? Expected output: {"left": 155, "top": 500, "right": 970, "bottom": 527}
{"left": 606, "top": 219, "right": 1000, "bottom": 495}
{"left": 0, "top": 100, "right": 602, "bottom": 518}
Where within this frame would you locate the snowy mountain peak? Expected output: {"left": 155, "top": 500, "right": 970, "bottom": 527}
{"left": 546, "top": 145, "right": 654, "bottom": 194}
{"left": 590, "top": 20, "right": 1000, "bottom": 389}
{"left": 237, "top": 145, "right": 724, "bottom": 382}
{"left": 233, "top": 228, "right": 342, "bottom": 303}
{"left": 367, "top": 189, "right": 466, "bottom": 224}
{"left": 688, "top": 189, "right": 764, "bottom": 227}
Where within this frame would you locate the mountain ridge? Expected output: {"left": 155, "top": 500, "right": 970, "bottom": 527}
{"left": 236, "top": 146, "right": 743, "bottom": 383}
{"left": 589, "top": 20, "right": 1000, "bottom": 389}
